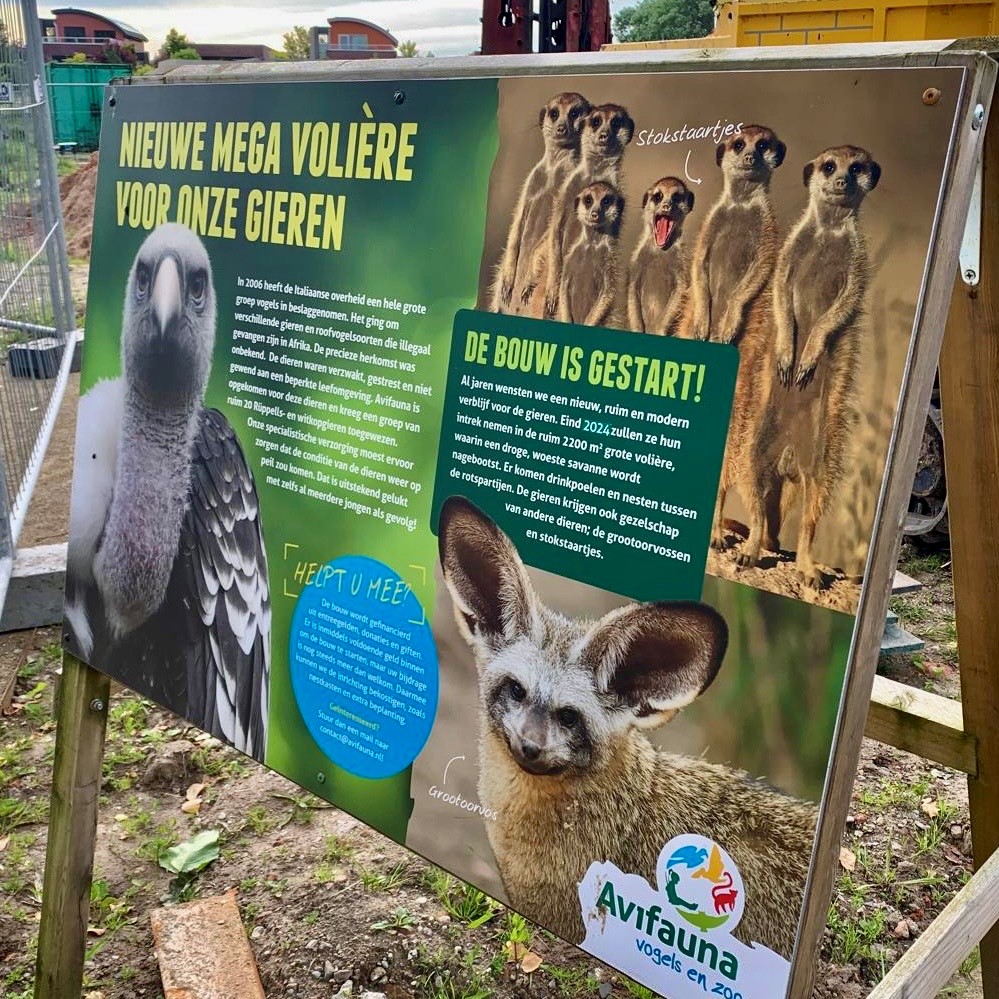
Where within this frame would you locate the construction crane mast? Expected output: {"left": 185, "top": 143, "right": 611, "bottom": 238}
{"left": 481, "top": 0, "right": 612, "bottom": 55}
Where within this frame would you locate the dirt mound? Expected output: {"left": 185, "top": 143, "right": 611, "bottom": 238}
{"left": 60, "top": 151, "right": 98, "bottom": 259}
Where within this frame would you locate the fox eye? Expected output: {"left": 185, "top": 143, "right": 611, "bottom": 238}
{"left": 733, "top": 139, "right": 745, "bottom": 153}
{"left": 822, "top": 160, "right": 836, "bottom": 175}
{"left": 508, "top": 679, "right": 526, "bottom": 702}
{"left": 557, "top": 708, "right": 580, "bottom": 728}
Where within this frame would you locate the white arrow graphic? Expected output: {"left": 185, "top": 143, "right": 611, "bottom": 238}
{"left": 442, "top": 755, "right": 465, "bottom": 785}
{"left": 684, "top": 149, "right": 702, "bottom": 186}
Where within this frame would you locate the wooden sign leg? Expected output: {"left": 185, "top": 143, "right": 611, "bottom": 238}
{"left": 939, "top": 109, "right": 999, "bottom": 999}
{"left": 34, "top": 652, "right": 111, "bottom": 999}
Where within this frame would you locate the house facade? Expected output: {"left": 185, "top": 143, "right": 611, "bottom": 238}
{"left": 309, "top": 17, "right": 399, "bottom": 59}
{"left": 41, "top": 7, "right": 148, "bottom": 62}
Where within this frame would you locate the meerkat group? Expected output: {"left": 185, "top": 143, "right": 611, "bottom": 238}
{"left": 493, "top": 96, "right": 882, "bottom": 588}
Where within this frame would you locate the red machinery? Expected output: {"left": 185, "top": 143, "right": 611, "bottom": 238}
{"left": 481, "top": 0, "right": 611, "bottom": 55}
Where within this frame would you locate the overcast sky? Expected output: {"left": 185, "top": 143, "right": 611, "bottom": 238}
{"left": 53, "top": 1, "right": 636, "bottom": 57}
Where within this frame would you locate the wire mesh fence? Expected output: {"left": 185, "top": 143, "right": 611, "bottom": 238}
{"left": 0, "top": 0, "right": 75, "bottom": 601}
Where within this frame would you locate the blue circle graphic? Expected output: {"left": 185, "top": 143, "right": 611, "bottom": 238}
{"left": 289, "top": 555, "right": 439, "bottom": 780}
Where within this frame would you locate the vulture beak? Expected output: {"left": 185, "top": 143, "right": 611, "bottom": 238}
{"left": 151, "top": 255, "right": 182, "bottom": 339}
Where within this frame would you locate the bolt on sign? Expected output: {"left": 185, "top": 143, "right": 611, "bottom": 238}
{"left": 64, "top": 48, "right": 994, "bottom": 998}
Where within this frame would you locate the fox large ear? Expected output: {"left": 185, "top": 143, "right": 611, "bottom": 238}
{"left": 582, "top": 601, "right": 727, "bottom": 729}
{"left": 438, "top": 496, "right": 539, "bottom": 658}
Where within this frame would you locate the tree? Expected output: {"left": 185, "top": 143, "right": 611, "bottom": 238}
{"left": 158, "top": 27, "right": 194, "bottom": 62}
{"left": 66, "top": 51, "right": 88, "bottom": 63}
{"left": 613, "top": 0, "right": 714, "bottom": 43}
{"left": 283, "top": 25, "right": 310, "bottom": 60}
{"left": 398, "top": 40, "right": 419, "bottom": 57}
{"left": 171, "top": 47, "right": 201, "bottom": 60}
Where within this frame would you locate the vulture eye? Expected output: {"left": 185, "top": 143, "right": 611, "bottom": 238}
{"left": 189, "top": 268, "right": 207, "bottom": 307}
{"left": 135, "top": 263, "right": 150, "bottom": 299}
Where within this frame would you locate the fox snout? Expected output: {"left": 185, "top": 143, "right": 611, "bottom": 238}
{"left": 501, "top": 701, "right": 588, "bottom": 776}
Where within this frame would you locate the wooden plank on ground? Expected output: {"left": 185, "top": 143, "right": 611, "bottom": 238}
{"left": 939, "top": 98, "right": 999, "bottom": 999}
{"left": 865, "top": 675, "right": 977, "bottom": 776}
{"left": 150, "top": 890, "right": 265, "bottom": 999}
{"left": 868, "top": 844, "right": 999, "bottom": 999}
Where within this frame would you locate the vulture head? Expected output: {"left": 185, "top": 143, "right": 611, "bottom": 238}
{"left": 122, "top": 223, "right": 216, "bottom": 409}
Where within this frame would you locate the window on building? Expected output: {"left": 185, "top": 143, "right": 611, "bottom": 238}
{"left": 94, "top": 30, "right": 116, "bottom": 40}
{"left": 337, "top": 34, "right": 369, "bottom": 49}
{"left": 63, "top": 26, "right": 86, "bottom": 40}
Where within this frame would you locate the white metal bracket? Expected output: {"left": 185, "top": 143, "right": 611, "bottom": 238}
{"left": 960, "top": 151, "right": 983, "bottom": 286}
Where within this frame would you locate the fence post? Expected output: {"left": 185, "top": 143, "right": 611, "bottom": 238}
{"left": 33, "top": 653, "right": 110, "bottom": 999}
{"left": 19, "top": 0, "right": 73, "bottom": 335}
{"left": 938, "top": 102, "right": 999, "bottom": 997}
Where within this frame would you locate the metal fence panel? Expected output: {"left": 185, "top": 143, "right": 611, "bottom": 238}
{"left": 0, "top": 0, "right": 75, "bottom": 607}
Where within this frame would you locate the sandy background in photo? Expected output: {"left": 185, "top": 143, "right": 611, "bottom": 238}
{"left": 409, "top": 558, "right": 852, "bottom": 900}
{"left": 474, "top": 67, "right": 962, "bottom": 606}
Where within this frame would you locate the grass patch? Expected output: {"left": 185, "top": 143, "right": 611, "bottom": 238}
{"left": 0, "top": 796, "right": 47, "bottom": 836}
{"left": 358, "top": 862, "right": 409, "bottom": 892}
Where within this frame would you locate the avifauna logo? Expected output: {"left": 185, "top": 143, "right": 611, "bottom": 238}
{"left": 577, "top": 837, "right": 789, "bottom": 999}
{"left": 661, "top": 836, "right": 746, "bottom": 933}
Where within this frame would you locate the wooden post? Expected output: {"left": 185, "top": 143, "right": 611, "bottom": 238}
{"left": 938, "top": 104, "right": 999, "bottom": 998}
{"left": 34, "top": 652, "right": 111, "bottom": 999}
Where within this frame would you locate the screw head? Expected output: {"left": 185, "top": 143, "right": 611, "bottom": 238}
{"left": 316, "top": 771, "right": 326, "bottom": 784}
{"left": 965, "top": 268, "right": 977, "bottom": 282}
{"left": 972, "top": 103, "right": 986, "bottom": 130}
{"left": 922, "top": 87, "right": 941, "bottom": 106}
{"left": 393, "top": 90, "right": 405, "bottom": 105}
{"left": 89, "top": 698, "right": 105, "bottom": 712}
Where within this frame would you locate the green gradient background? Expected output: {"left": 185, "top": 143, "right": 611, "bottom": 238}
{"left": 83, "top": 79, "right": 499, "bottom": 842}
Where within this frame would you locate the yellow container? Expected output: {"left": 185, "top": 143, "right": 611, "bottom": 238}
{"left": 603, "top": 0, "right": 999, "bottom": 50}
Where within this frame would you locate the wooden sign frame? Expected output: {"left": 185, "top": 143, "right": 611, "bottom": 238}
{"left": 34, "top": 40, "right": 999, "bottom": 999}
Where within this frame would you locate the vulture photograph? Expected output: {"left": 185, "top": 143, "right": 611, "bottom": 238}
{"left": 65, "top": 223, "right": 272, "bottom": 762}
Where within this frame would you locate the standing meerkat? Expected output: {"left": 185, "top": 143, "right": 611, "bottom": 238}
{"left": 438, "top": 496, "right": 818, "bottom": 958}
{"left": 491, "top": 92, "right": 591, "bottom": 314}
{"left": 521, "top": 103, "right": 634, "bottom": 319}
{"left": 684, "top": 125, "right": 786, "bottom": 343}
{"left": 740, "top": 144, "right": 881, "bottom": 585}
{"left": 557, "top": 181, "right": 624, "bottom": 327}
{"left": 626, "top": 177, "right": 695, "bottom": 335}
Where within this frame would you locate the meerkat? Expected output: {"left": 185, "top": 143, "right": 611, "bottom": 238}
{"left": 438, "top": 496, "right": 818, "bottom": 958}
{"left": 683, "top": 125, "right": 785, "bottom": 343}
{"left": 491, "top": 92, "right": 591, "bottom": 314}
{"left": 734, "top": 145, "right": 881, "bottom": 585}
{"left": 556, "top": 181, "right": 624, "bottom": 327}
{"left": 520, "top": 102, "right": 634, "bottom": 319}
{"left": 626, "top": 177, "right": 695, "bottom": 335}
